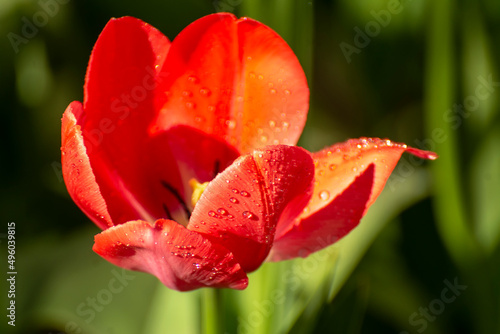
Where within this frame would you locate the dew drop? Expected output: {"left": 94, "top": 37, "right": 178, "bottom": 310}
{"left": 319, "top": 190, "right": 330, "bottom": 201}
{"left": 217, "top": 208, "right": 227, "bottom": 215}
{"left": 193, "top": 263, "right": 201, "bottom": 269}
{"left": 258, "top": 74, "right": 264, "bottom": 80}
{"left": 269, "top": 88, "right": 277, "bottom": 94}
{"left": 260, "top": 135, "right": 268, "bottom": 143}
{"left": 187, "top": 76, "right": 198, "bottom": 83}
{"left": 240, "top": 190, "right": 250, "bottom": 197}
{"left": 232, "top": 188, "right": 239, "bottom": 194}
{"left": 226, "top": 119, "right": 236, "bottom": 129}
{"left": 329, "top": 164, "right": 337, "bottom": 171}
{"left": 199, "top": 88, "right": 211, "bottom": 96}
{"left": 242, "top": 211, "right": 254, "bottom": 219}
{"left": 208, "top": 211, "right": 216, "bottom": 217}
{"left": 229, "top": 197, "right": 238, "bottom": 204}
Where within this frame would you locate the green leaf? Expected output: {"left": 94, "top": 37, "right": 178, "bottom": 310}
{"left": 22, "top": 226, "right": 159, "bottom": 334}
{"left": 471, "top": 126, "right": 500, "bottom": 252}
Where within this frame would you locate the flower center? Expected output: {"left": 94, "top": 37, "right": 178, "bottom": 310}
{"left": 189, "top": 178, "right": 209, "bottom": 208}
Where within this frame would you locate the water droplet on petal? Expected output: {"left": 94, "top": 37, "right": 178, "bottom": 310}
{"left": 226, "top": 119, "right": 236, "bottom": 129}
{"left": 208, "top": 211, "right": 216, "bottom": 217}
{"left": 319, "top": 190, "right": 330, "bottom": 201}
{"left": 329, "top": 164, "right": 337, "bottom": 171}
{"left": 199, "top": 88, "right": 211, "bottom": 96}
{"left": 229, "top": 197, "right": 238, "bottom": 204}
{"left": 242, "top": 211, "right": 254, "bottom": 219}
{"left": 240, "top": 190, "right": 250, "bottom": 197}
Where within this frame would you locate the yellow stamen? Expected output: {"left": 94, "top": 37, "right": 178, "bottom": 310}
{"left": 189, "top": 178, "right": 209, "bottom": 208}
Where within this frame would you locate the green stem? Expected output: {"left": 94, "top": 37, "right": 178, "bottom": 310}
{"left": 202, "top": 288, "right": 222, "bottom": 334}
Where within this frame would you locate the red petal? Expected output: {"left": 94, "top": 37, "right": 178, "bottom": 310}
{"left": 93, "top": 219, "right": 248, "bottom": 291}
{"left": 152, "top": 13, "right": 308, "bottom": 153}
{"left": 61, "top": 101, "right": 112, "bottom": 229}
{"left": 270, "top": 138, "right": 437, "bottom": 260}
{"left": 140, "top": 126, "right": 240, "bottom": 225}
{"left": 78, "top": 17, "right": 175, "bottom": 225}
{"left": 304, "top": 138, "right": 435, "bottom": 221}
{"left": 270, "top": 164, "right": 374, "bottom": 260}
{"left": 188, "top": 145, "right": 314, "bottom": 272}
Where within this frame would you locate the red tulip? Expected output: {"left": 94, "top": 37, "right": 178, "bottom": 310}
{"left": 61, "top": 13, "right": 437, "bottom": 291}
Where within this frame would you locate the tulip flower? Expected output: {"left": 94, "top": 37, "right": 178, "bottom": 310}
{"left": 61, "top": 13, "right": 437, "bottom": 291}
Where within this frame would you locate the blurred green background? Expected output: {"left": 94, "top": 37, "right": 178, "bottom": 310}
{"left": 1, "top": 0, "right": 499, "bottom": 333}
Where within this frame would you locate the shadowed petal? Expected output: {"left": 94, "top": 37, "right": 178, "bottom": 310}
{"left": 93, "top": 219, "right": 248, "bottom": 291}
{"left": 79, "top": 17, "right": 175, "bottom": 225}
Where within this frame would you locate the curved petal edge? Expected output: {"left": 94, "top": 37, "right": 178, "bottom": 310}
{"left": 61, "top": 101, "right": 112, "bottom": 229}
{"left": 93, "top": 219, "right": 248, "bottom": 291}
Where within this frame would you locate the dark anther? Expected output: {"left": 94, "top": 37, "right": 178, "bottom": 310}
{"left": 162, "top": 203, "right": 173, "bottom": 220}
{"left": 161, "top": 180, "right": 191, "bottom": 219}
{"left": 213, "top": 160, "right": 220, "bottom": 178}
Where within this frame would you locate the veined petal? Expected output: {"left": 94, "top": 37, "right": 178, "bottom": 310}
{"left": 188, "top": 145, "right": 314, "bottom": 272}
{"left": 61, "top": 101, "right": 112, "bottom": 229}
{"left": 93, "top": 219, "right": 248, "bottom": 291}
{"left": 152, "top": 13, "right": 308, "bottom": 153}
{"left": 270, "top": 138, "right": 437, "bottom": 260}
